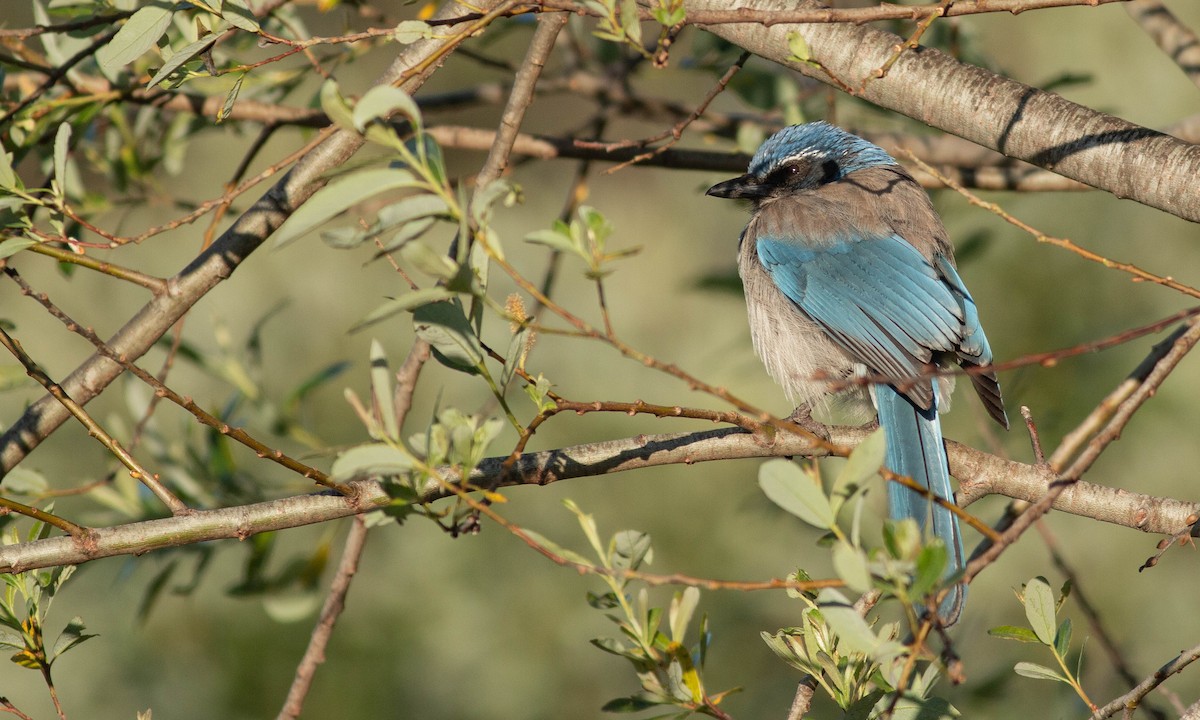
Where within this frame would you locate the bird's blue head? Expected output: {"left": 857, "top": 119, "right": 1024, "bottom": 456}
{"left": 707, "top": 122, "right": 898, "bottom": 201}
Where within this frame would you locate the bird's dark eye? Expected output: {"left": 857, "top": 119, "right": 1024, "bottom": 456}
{"left": 766, "top": 162, "right": 805, "bottom": 186}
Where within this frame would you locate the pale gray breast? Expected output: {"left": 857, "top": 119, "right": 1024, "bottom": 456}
{"left": 737, "top": 220, "right": 869, "bottom": 417}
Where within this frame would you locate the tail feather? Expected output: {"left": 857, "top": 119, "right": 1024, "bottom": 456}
{"left": 875, "top": 383, "right": 966, "bottom": 625}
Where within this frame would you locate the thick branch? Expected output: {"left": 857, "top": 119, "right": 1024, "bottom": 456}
{"left": 1, "top": 426, "right": 1194, "bottom": 573}
{"left": 689, "top": 0, "right": 1200, "bottom": 222}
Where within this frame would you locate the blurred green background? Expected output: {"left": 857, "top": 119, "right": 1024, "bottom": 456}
{"left": 3, "top": 1, "right": 1200, "bottom": 717}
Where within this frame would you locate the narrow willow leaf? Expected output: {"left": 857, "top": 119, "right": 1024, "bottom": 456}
{"left": 669, "top": 587, "right": 699, "bottom": 644}
{"left": 272, "top": 168, "right": 418, "bottom": 247}
{"left": 1013, "top": 661, "right": 1068, "bottom": 683}
{"left": 1053, "top": 617, "right": 1073, "bottom": 658}
{"left": 350, "top": 287, "right": 455, "bottom": 332}
{"left": 147, "top": 34, "right": 219, "bottom": 87}
{"left": 51, "top": 617, "right": 96, "bottom": 661}
{"left": 98, "top": 5, "right": 175, "bottom": 71}
{"left": 329, "top": 443, "right": 413, "bottom": 481}
{"left": 393, "top": 20, "right": 434, "bottom": 44}
{"left": 831, "top": 541, "right": 871, "bottom": 594}
{"left": 758, "top": 459, "right": 834, "bottom": 529}
{"left": 400, "top": 242, "right": 458, "bottom": 280}
{"left": 221, "top": 0, "right": 261, "bottom": 31}
{"left": 815, "top": 588, "right": 879, "bottom": 656}
{"left": 0, "top": 151, "right": 16, "bottom": 189}
{"left": 1023, "top": 576, "right": 1057, "bottom": 645}
{"left": 52, "top": 123, "right": 70, "bottom": 193}
{"left": 786, "top": 31, "right": 811, "bottom": 62}
{"left": 369, "top": 340, "right": 398, "bottom": 441}
{"left": 319, "top": 80, "right": 356, "bottom": 132}
{"left": 987, "top": 625, "right": 1042, "bottom": 643}
{"left": 0, "top": 238, "right": 37, "bottom": 260}
{"left": 216, "top": 73, "right": 244, "bottom": 123}
{"left": 412, "top": 299, "right": 484, "bottom": 372}
{"left": 834, "top": 428, "right": 885, "bottom": 496}
{"left": 353, "top": 85, "right": 422, "bottom": 131}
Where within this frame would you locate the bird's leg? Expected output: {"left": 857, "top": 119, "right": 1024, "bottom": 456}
{"left": 785, "top": 404, "right": 830, "bottom": 441}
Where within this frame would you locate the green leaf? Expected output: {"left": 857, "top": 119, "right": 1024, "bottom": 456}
{"left": 0, "top": 237, "right": 37, "bottom": 260}
{"left": 786, "top": 31, "right": 811, "bottom": 62}
{"left": 815, "top": 589, "right": 879, "bottom": 656}
{"left": 611, "top": 530, "right": 652, "bottom": 572}
{"left": 831, "top": 541, "right": 871, "bottom": 594}
{"left": 833, "top": 428, "right": 885, "bottom": 502}
{"left": 329, "top": 443, "right": 413, "bottom": 481}
{"left": 351, "top": 287, "right": 455, "bottom": 333}
{"left": 1053, "top": 617, "right": 1072, "bottom": 658}
{"left": 369, "top": 340, "right": 398, "bottom": 441}
{"left": 889, "top": 695, "right": 960, "bottom": 720}
{"left": 520, "top": 529, "right": 591, "bottom": 566}
{"left": 401, "top": 242, "right": 458, "bottom": 280}
{"left": 379, "top": 194, "right": 450, "bottom": 229}
{"left": 987, "top": 625, "right": 1042, "bottom": 643}
{"left": 221, "top": 0, "right": 261, "bottom": 31}
{"left": 668, "top": 587, "right": 699, "bottom": 644}
{"left": 412, "top": 299, "right": 484, "bottom": 372}
{"left": 217, "top": 73, "right": 244, "bottom": 123}
{"left": 600, "top": 695, "right": 661, "bottom": 713}
{"left": 147, "top": 34, "right": 219, "bottom": 88}
{"left": 525, "top": 227, "right": 581, "bottom": 257}
{"left": 1023, "top": 576, "right": 1057, "bottom": 645}
{"left": 273, "top": 168, "right": 418, "bottom": 247}
{"left": 758, "top": 459, "right": 834, "bottom": 529}
{"left": 393, "top": 20, "right": 434, "bottom": 44}
{"left": 910, "top": 540, "right": 948, "bottom": 599}
{"left": 1013, "top": 661, "right": 1069, "bottom": 683}
{"left": 53, "top": 123, "right": 70, "bottom": 194}
{"left": 353, "top": 85, "right": 422, "bottom": 132}
{"left": 319, "top": 80, "right": 356, "bottom": 133}
{"left": 50, "top": 617, "right": 95, "bottom": 661}
{"left": 3, "top": 467, "right": 47, "bottom": 496}
{"left": 0, "top": 151, "right": 16, "bottom": 190}
{"left": 377, "top": 217, "right": 437, "bottom": 254}
{"left": 98, "top": 5, "right": 175, "bottom": 72}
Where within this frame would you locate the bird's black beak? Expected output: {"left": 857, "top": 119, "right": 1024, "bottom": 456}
{"left": 706, "top": 174, "right": 767, "bottom": 200}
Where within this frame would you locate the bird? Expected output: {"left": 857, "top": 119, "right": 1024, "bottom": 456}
{"left": 706, "top": 122, "right": 1008, "bottom": 625}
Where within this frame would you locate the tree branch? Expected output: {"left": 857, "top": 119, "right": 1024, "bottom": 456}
{"left": 1, "top": 423, "right": 1194, "bottom": 574}
{"left": 689, "top": 0, "right": 1200, "bottom": 222}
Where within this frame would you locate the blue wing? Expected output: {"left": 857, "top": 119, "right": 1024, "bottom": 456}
{"left": 756, "top": 233, "right": 988, "bottom": 408}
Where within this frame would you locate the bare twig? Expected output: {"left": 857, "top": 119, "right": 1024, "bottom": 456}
{"left": 1091, "top": 641, "right": 1200, "bottom": 720}
{"left": 0, "top": 322, "right": 188, "bottom": 515}
{"left": 276, "top": 516, "right": 370, "bottom": 720}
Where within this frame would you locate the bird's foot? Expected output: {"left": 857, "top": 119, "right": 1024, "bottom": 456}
{"left": 784, "top": 405, "right": 830, "bottom": 441}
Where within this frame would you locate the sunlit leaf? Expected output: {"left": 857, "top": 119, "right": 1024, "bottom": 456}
{"left": 1022, "top": 576, "right": 1057, "bottom": 645}
{"left": 272, "top": 168, "right": 419, "bottom": 247}
{"left": 98, "top": 5, "right": 175, "bottom": 72}
{"left": 329, "top": 443, "right": 413, "bottom": 481}
{"left": 147, "top": 34, "right": 219, "bottom": 88}
{"left": 758, "top": 459, "right": 834, "bottom": 529}
{"left": 1013, "top": 661, "right": 1068, "bottom": 683}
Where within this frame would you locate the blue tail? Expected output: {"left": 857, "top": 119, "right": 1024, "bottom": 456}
{"left": 875, "top": 384, "right": 966, "bottom": 625}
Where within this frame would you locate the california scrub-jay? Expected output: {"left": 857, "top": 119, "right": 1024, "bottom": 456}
{"left": 707, "top": 122, "right": 1008, "bottom": 624}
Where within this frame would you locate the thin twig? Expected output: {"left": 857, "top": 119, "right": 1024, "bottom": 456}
{"left": 3, "top": 267, "right": 349, "bottom": 495}
{"left": 276, "top": 516, "right": 370, "bottom": 720}
{"left": 0, "top": 322, "right": 189, "bottom": 515}
{"left": 1091, "top": 641, "right": 1200, "bottom": 720}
